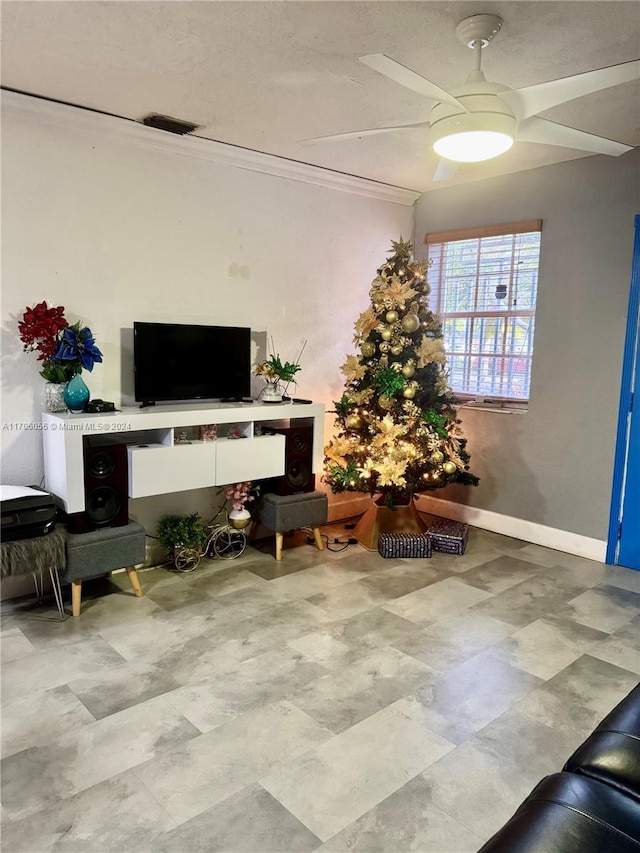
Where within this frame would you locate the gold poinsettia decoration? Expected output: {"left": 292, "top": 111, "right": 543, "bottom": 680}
{"left": 416, "top": 336, "right": 447, "bottom": 368}
{"left": 349, "top": 388, "right": 374, "bottom": 406}
{"left": 374, "top": 413, "right": 406, "bottom": 444}
{"left": 340, "top": 354, "right": 367, "bottom": 383}
{"left": 357, "top": 458, "right": 377, "bottom": 480}
{"left": 435, "top": 372, "right": 451, "bottom": 396}
{"left": 376, "top": 458, "right": 408, "bottom": 487}
{"left": 353, "top": 307, "right": 379, "bottom": 344}
{"left": 324, "top": 435, "right": 354, "bottom": 467}
{"left": 379, "top": 276, "right": 418, "bottom": 308}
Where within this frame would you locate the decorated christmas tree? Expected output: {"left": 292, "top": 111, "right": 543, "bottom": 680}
{"left": 324, "top": 238, "right": 479, "bottom": 513}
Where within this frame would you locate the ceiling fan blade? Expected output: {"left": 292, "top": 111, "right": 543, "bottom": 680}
{"left": 503, "top": 59, "right": 640, "bottom": 120}
{"left": 433, "top": 160, "right": 459, "bottom": 182}
{"left": 517, "top": 116, "right": 633, "bottom": 156}
{"left": 359, "top": 54, "right": 467, "bottom": 111}
{"left": 301, "top": 121, "right": 430, "bottom": 145}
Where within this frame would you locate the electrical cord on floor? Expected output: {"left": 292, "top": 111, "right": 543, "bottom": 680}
{"left": 302, "top": 527, "right": 358, "bottom": 552}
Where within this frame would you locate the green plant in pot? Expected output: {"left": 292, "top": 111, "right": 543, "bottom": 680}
{"left": 156, "top": 513, "right": 206, "bottom": 572}
{"left": 255, "top": 339, "right": 306, "bottom": 403}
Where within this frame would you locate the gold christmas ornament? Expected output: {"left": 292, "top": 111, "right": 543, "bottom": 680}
{"left": 401, "top": 313, "right": 420, "bottom": 333}
{"left": 345, "top": 414, "right": 362, "bottom": 430}
{"left": 443, "top": 461, "right": 457, "bottom": 475}
{"left": 361, "top": 341, "right": 376, "bottom": 358}
{"left": 385, "top": 310, "right": 399, "bottom": 324}
{"left": 401, "top": 362, "right": 415, "bottom": 378}
{"left": 402, "top": 385, "right": 416, "bottom": 400}
{"left": 390, "top": 344, "right": 403, "bottom": 356}
{"left": 372, "top": 290, "right": 385, "bottom": 305}
{"left": 390, "top": 362, "right": 403, "bottom": 372}
{"left": 379, "top": 341, "right": 391, "bottom": 353}
{"left": 378, "top": 394, "right": 395, "bottom": 410}
{"left": 430, "top": 450, "right": 444, "bottom": 464}
{"left": 380, "top": 328, "right": 393, "bottom": 342}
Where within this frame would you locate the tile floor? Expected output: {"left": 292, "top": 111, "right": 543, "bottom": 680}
{"left": 1, "top": 521, "right": 639, "bottom": 852}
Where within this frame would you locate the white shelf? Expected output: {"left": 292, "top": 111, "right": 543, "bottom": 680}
{"left": 42, "top": 401, "right": 324, "bottom": 512}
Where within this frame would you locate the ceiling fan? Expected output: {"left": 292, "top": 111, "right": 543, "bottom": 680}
{"left": 305, "top": 14, "right": 639, "bottom": 182}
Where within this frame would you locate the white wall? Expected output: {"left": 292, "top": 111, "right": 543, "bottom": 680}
{"left": 414, "top": 148, "right": 640, "bottom": 548}
{"left": 1, "top": 94, "right": 414, "bottom": 542}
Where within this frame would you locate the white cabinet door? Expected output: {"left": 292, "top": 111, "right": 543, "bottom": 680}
{"left": 128, "top": 442, "right": 217, "bottom": 497}
{"left": 215, "top": 434, "right": 285, "bottom": 485}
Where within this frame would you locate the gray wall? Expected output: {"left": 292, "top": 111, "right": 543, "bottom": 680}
{"left": 413, "top": 149, "right": 639, "bottom": 540}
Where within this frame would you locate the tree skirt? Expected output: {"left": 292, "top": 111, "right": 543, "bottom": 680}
{"left": 0, "top": 526, "right": 67, "bottom": 578}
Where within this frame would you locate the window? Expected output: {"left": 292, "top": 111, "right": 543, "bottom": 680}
{"left": 426, "top": 220, "right": 542, "bottom": 403}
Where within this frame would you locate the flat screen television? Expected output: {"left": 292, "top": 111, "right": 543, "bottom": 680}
{"left": 133, "top": 321, "right": 251, "bottom": 405}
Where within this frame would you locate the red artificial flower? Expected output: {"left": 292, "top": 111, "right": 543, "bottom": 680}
{"left": 18, "top": 302, "right": 68, "bottom": 361}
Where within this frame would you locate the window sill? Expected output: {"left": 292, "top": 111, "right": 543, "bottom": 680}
{"left": 458, "top": 400, "right": 527, "bottom": 414}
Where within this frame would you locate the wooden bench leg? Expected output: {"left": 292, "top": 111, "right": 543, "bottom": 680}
{"left": 312, "top": 526, "right": 324, "bottom": 551}
{"left": 275, "top": 532, "right": 284, "bottom": 562}
{"left": 71, "top": 581, "right": 82, "bottom": 617}
{"left": 126, "top": 567, "right": 144, "bottom": 597}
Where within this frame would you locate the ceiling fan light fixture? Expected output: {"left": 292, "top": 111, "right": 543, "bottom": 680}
{"left": 434, "top": 130, "right": 514, "bottom": 162}
{"left": 431, "top": 112, "right": 516, "bottom": 162}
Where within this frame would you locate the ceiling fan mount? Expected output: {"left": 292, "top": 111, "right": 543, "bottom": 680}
{"left": 455, "top": 14, "right": 503, "bottom": 49}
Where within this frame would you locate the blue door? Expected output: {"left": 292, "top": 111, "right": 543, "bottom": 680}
{"left": 608, "top": 215, "right": 640, "bottom": 570}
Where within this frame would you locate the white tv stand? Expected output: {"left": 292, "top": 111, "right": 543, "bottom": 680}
{"left": 42, "top": 401, "right": 325, "bottom": 513}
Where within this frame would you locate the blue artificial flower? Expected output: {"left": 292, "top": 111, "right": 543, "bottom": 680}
{"left": 53, "top": 324, "right": 103, "bottom": 372}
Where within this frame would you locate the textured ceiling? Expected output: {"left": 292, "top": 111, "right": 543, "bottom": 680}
{"left": 2, "top": 1, "right": 639, "bottom": 191}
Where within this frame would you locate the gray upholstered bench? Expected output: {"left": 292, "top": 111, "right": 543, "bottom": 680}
{"left": 61, "top": 521, "right": 146, "bottom": 616}
{"left": 254, "top": 491, "right": 328, "bottom": 561}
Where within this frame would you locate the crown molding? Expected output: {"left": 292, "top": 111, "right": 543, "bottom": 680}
{"left": 2, "top": 90, "right": 420, "bottom": 206}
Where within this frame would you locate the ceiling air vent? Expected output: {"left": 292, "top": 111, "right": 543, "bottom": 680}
{"left": 141, "top": 114, "right": 199, "bottom": 135}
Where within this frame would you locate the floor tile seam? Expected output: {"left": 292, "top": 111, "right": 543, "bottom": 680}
{"left": 573, "top": 652, "right": 640, "bottom": 680}
{"left": 381, "top": 598, "right": 493, "bottom": 629}
{"left": 413, "top": 762, "right": 495, "bottom": 842}
{"left": 513, "top": 701, "right": 585, "bottom": 743}
{"left": 563, "top": 609, "right": 640, "bottom": 634}
{"left": 389, "top": 704, "right": 459, "bottom": 756}
{"left": 65, "top": 678, "right": 180, "bottom": 724}
{"left": 251, "top": 781, "right": 326, "bottom": 848}
{"left": 257, "top": 752, "right": 443, "bottom": 845}
{"left": 390, "top": 630, "right": 520, "bottom": 675}
{"left": 0, "top": 680, "right": 91, "bottom": 723}
{"left": 129, "top": 764, "right": 184, "bottom": 831}
{"left": 586, "top": 638, "right": 640, "bottom": 668}
{"left": 586, "top": 652, "right": 640, "bottom": 678}
{"left": 568, "top": 583, "right": 640, "bottom": 602}
{"left": 134, "top": 730, "right": 334, "bottom": 829}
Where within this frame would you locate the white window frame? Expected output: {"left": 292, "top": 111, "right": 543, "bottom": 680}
{"left": 425, "top": 219, "right": 542, "bottom": 405}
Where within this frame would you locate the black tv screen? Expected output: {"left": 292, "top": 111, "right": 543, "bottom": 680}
{"left": 134, "top": 322, "right": 251, "bottom": 403}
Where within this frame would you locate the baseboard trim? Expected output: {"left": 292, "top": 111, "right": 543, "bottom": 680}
{"left": 414, "top": 494, "right": 607, "bottom": 563}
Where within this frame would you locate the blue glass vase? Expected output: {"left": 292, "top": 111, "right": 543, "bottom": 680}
{"left": 63, "top": 373, "right": 90, "bottom": 413}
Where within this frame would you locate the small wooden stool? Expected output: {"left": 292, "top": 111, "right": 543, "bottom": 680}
{"left": 254, "top": 491, "right": 328, "bottom": 561}
{"left": 0, "top": 525, "right": 67, "bottom": 620}
{"left": 61, "top": 521, "right": 146, "bottom": 616}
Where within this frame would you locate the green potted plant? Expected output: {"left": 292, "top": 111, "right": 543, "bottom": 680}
{"left": 255, "top": 340, "right": 306, "bottom": 403}
{"left": 156, "top": 512, "right": 206, "bottom": 571}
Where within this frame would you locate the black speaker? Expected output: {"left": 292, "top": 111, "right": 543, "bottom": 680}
{"left": 263, "top": 425, "right": 315, "bottom": 495}
{"left": 68, "top": 442, "right": 129, "bottom": 533}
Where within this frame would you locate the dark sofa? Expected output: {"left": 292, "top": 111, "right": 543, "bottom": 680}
{"left": 478, "top": 682, "right": 640, "bottom": 852}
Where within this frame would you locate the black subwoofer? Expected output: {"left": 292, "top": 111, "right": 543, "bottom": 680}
{"left": 263, "top": 425, "right": 315, "bottom": 495}
{"left": 68, "top": 442, "right": 129, "bottom": 533}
